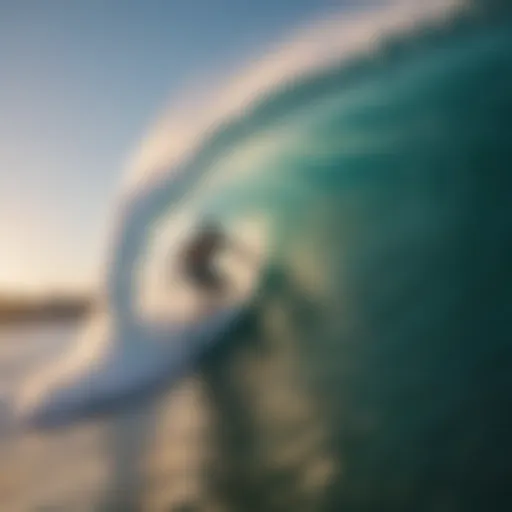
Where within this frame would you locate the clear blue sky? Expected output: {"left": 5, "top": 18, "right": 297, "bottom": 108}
{"left": 0, "top": 0, "right": 343, "bottom": 293}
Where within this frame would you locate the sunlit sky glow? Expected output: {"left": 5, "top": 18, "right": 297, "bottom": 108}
{"left": 0, "top": 0, "right": 347, "bottom": 293}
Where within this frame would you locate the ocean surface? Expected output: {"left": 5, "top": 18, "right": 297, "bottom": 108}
{"left": 0, "top": 321, "right": 224, "bottom": 511}
{"left": 2, "top": 1, "right": 512, "bottom": 511}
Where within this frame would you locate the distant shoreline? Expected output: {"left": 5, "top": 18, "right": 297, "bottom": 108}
{"left": 0, "top": 296, "right": 92, "bottom": 326}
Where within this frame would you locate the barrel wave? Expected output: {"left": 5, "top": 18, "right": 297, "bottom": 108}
{"left": 13, "top": 1, "right": 512, "bottom": 510}
{"left": 107, "top": 1, "right": 512, "bottom": 508}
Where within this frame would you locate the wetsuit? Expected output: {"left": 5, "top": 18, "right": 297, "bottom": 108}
{"left": 183, "top": 230, "right": 226, "bottom": 292}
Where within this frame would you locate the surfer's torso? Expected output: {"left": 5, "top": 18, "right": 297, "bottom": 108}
{"left": 182, "top": 229, "right": 226, "bottom": 291}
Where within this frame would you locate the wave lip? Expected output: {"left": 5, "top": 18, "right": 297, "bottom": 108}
{"left": 16, "top": 306, "right": 244, "bottom": 430}
{"left": 125, "top": 0, "right": 464, "bottom": 190}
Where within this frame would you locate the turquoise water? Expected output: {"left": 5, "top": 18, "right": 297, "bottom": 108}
{"left": 2, "top": 4, "right": 512, "bottom": 512}
{"left": 169, "top": 10, "right": 512, "bottom": 512}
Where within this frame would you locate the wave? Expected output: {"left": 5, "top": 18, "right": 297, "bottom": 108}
{"left": 14, "top": 0, "right": 512, "bottom": 509}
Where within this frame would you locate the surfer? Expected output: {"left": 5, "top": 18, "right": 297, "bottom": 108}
{"left": 182, "top": 221, "right": 228, "bottom": 296}
{"left": 179, "top": 220, "right": 257, "bottom": 302}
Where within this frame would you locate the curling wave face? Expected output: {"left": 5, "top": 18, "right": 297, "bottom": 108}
{"left": 14, "top": 0, "right": 512, "bottom": 510}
